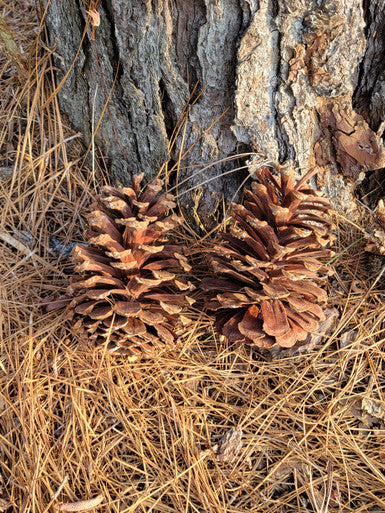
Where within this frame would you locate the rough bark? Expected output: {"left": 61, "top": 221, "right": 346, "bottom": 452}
{"left": 43, "top": 0, "right": 385, "bottom": 225}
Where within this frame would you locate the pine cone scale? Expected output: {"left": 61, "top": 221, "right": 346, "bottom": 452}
{"left": 261, "top": 300, "right": 291, "bottom": 337}
{"left": 75, "top": 260, "right": 122, "bottom": 277}
{"left": 275, "top": 323, "right": 298, "bottom": 348}
{"left": 285, "top": 295, "right": 317, "bottom": 313}
{"left": 87, "top": 233, "right": 125, "bottom": 252}
{"left": 89, "top": 304, "right": 114, "bottom": 320}
{"left": 138, "top": 309, "right": 164, "bottom": 324}
{"left": 200, "top": 278, "right": 243, "bottom": 292}
{"left": 142, "top": 259, "right": 180, "bottom": 270}
{"left": 221, "top": 313, "right": 244, "bottom": 341}
{"left": 238, "top": 305, "right": 265, "bottom": 342}
{"left": 73, "top": 301, "right": 99, "bottom": 315}
{"left": 261, "top": 282, "right": 289, "bottom": 299}
{"left": 280, "top": 279, "right": 327, "bottom": 301}
{"left": 112, "top": 302, "right": 141, "bottom": 316}
{"left": 286, "top": 308, "right": 320, "bottom": 331}
{"left": 87, "top": 212, "right": 122, "bottom": 242}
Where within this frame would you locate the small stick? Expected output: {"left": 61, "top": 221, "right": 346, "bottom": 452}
{"left": 56, "top": 494, "right": 104, "bottom": 512}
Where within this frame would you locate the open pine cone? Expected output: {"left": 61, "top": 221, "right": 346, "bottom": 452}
{"left": 48, "top": 174, "right": 193, "bottom": 357}
{"left": 201, "top": 166, "right": 335, "bottom": 350}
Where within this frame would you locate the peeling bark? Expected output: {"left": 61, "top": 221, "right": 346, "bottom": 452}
{"left": 354, "top": 0, "right": 385, "bottom": 132}
{"left": 43, "top": 0, "right": 385, "bottom": 225}
{"left": 315, "top": 96, "right": 385, "bottom": 180}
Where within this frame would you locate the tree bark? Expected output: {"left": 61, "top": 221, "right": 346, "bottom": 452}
{"left": 43, "top": 0, "right": 385, "bottom": 226}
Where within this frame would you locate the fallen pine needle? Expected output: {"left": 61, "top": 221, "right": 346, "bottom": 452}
{"left": 51, "top": 475, "right": 68, "bottom": 502}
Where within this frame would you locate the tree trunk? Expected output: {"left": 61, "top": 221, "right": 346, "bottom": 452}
{"left": 43, "top": 0, "right": 385, "bottom": 226}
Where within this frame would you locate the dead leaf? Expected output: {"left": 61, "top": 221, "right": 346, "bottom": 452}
{"left": 349, "top": 397, "right": 385, "bottom": 427}
{"left": 11, "top": 228, "right": 35, "bottom": 249}
{"left": 270, "top": 457, "right": 303, "bottom": 480}
{"left": 0, "top": 166, "right": 13, "bottom": 180}
{"left": 361, "top": 397, "right": 385, "bottom": 422}
{"left": 377, "top": 199, "right": 385, "bottom": 225}
{"left": 339, "top": 330, "right": 358, "bottom": 348}
{"left": 365, "top": 228, "right": 385, "bottom": 256}
{"left": 213, "top": 428, "right": 243, "bottom": 463}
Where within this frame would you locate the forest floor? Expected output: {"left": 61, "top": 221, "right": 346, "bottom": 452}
{"left": 2, "top": 3, "right": 385, "bottom": 513}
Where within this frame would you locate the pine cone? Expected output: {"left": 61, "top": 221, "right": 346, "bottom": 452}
{"left": 201, "top": 166, "right": 334, "bottom": 350}
{"left": 61, "top": 174, "right": 193, "bottom": 357}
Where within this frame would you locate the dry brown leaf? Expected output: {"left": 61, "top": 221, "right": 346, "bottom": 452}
{"left": 364, "top": 228, "right": 385, "bottom": 255}
{"left": 377, "top": 199, "right": 385, "bottom": 225}
{"left": 0, "top": 166, "right": 13, "bottom": 180}
{"left": 11, "top": 228, "right": 35, "bottom": 250}
{"left": 213, "top": 428, "right": 243, "bottom": 463}
{"left": 361, "top": 397, "right": 385, "bottom": 422}
{"left": 339, "top": 330, "right": 358, "bottom": 348}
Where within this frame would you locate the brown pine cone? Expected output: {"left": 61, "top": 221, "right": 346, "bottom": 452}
{"left": 201, "top": 166, "right": 334, "bottom": 350}
{"left": 49, "top": 174, "right": 193, "bottom": 357}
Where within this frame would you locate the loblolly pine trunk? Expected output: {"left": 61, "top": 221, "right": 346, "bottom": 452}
{"left": 43, "top": 0, "right": 385, "bottom": 227}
